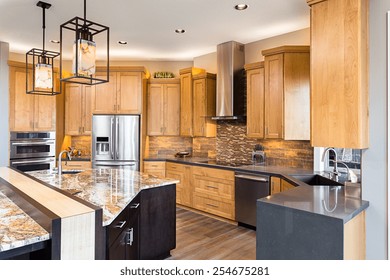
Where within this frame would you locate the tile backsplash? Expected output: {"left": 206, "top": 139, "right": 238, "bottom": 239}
{"left": 216, "top": 120, "right": 313, "bottom": 169}
{"left": 148, "top": 136, "right": 193, "bottom": 157}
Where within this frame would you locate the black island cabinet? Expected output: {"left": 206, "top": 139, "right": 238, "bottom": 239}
{"left": 105, "top": 184, "right": 176, "bottom": 260}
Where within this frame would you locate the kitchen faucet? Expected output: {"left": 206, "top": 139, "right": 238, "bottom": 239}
{"left": 321, "top": 147, "right": 339, "bottom": 181}
{"left": 58, "top": 150, "right": 71, "bottom": 175}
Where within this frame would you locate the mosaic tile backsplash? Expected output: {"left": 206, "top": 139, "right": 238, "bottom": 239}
{"left": 216, "top": 120, "right": 313, "bottom": 169}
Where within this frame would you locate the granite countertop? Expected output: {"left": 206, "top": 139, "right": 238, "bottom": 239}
{"left": 0, "top": 187, "right": 50, "bottom": 253}
{"left": 27, "top": 168, "right": 179, "bottom": 226}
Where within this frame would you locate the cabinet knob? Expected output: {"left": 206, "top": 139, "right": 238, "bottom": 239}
{"left": 130, "top": 203, "right": 140, "bottom": 209}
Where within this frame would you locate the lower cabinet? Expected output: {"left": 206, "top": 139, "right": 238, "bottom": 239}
{"left": 105, "top": 185, "right": 176, "bottom": 260}
{"left": 270, "top": 176, "right": 296, "bottom": 194}
{"left": 106, "top": 194, "right": 140, "bottom": 260}
{"left": 166, "top": 162, "right": 192, "bottom": 207}
{"left": 143, "top": 161, "right": 166, "bottom": 178}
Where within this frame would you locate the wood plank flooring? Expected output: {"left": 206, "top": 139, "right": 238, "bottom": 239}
{"left": 168, "top": 207, "right": 256, "bottom": 260}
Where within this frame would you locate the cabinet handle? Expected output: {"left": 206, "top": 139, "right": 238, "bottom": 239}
{"left": 118, "top": 104, "right": 120, "bottom": 111}
{"left": 130, "top": 203, "right": 140, "bottom": 209}
{"left": 207, "top": 185, "right": 218, "bottom": 190}
{"left": 82, "top": 127, "right": 85, "bottom": 133}
{"left": 206, "top": 203, "right": 218, "bottom": 208}
{"left": 114, "top": 105, "right": 117, "bottom": 111}
{"left": 127, "top": 228, "right": 134, "bottom": 246}
{"left": 115, "top": 220, "right": 127, "bottom": 229}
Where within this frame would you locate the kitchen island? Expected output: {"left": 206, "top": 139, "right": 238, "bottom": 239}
{"left": 0, "top": 167, "right": 178, "bottom": 260}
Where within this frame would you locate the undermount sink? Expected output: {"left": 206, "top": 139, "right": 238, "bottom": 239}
{"left": 57, "top": 169, "right": 84, "bottom": 175}
{"left": 291, "top": 174, "right": 343, "bottom": 186}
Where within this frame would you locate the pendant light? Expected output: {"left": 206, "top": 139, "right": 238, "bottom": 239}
{"left": 26, "top": 1, "right": 60, "bottom": 96}
{"left": 60, "top": 0, "right": 109, "bottom": 85}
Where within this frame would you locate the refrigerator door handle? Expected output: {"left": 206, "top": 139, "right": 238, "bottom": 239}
{"left": 116, "top": 117, "right": 119, "bottom": 159}
{"left": 110, "top": 117, "right": 114, "bottom": 159}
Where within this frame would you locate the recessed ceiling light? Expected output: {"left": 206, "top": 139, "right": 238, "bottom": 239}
{"left": 175, "top": 29, "right": 186, "bottom": 34}
{"left": 50, "top": 40, "right": 60, "bottom": 44}
{"left": 234, "top": 4, "right": 248, "bottom": 10}
{"left": 118, "top": 41, "right": 128, "bottom": 45}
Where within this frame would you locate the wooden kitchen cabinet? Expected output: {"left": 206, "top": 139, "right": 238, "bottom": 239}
{"left": 270, "top": 176, "right": 281, "bottom": 194}
{"left": 192, "top": 73, "right": 217, "bottom": 137}
{"left": 147, "top": 79, "right": 180, "bottom": 136}
{"left": 166, "top": 162, "right": 192, "bottom": 206}
{"left": 179, "top": 67, "right": 206, "bottom": 136}
{"left": 270, "top": 176, "right": 296, "bottom": 193}
{"left": 92, "top": 67, "right": 147, "bottom": 114}
{"left": 191, "top": 166, "right": 235, "bottom": 220}
{"left": 9, "top": 62, "right": 56, "bottom": 132}
{"left": 143, "top": 161, "right": 166, "bottom": 178}
{"left": 281, "top": 179, "right": 296, "bottom": 192}
{"left": 307, "top": 0, "right": 369, "bottom": 148}
{"left": 245, "top": 62, "right": 265, "bottom": 138}
{"left": 64, "top": 83, "right": 92, "bottom": 135}
{"left": 262, "top": 46, "right": 310, "bottom": 140}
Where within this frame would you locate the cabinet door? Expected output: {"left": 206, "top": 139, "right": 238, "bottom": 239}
{"left": 117, "top": 72, "right": 142, "bottom": 114}
{"left": 309, "top": 0, "right": 369, "bottom": 148}
{"left": 180, "top": 73, "right": 193, "bottom": 136}
{"left": 270, "top": 177, "right": 281, "bottom": 194}
{"left": 247, "top": 67, "right": 265, "bottom": 138}
{"left": 34, "top": 94, "right": 56, "bottom": 131}
{"left": 92, "top": 72, "right": 117, "bottom": 114}
{"left": 163, "top": 84, "right": 180, "bottom": 135}
{"left": 65, "top": 84, "right": 83, "bottom": 135}
{"left": 264, "top": 53, "right": 284, "bottom": 139}
{"left": 147, "top": 84, "right": 164, "bottom": 135}
{"left": 193, "top": 78, "right": 206, "bottom": 137}
{"left": 9, "top": 67, "right": 35, "bottom": 131}
{"left": 108, "top": 230, "right": 127, "bottom": 260}
{"left": 281, "top": 179, "right": 295, "bottom": 192}
{"left": 82, "top": 85, "right": 93, "bottom": 135}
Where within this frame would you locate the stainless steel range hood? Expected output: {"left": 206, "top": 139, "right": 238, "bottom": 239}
{"left": 211, "top": 41, "right": 246, "bottom": 120}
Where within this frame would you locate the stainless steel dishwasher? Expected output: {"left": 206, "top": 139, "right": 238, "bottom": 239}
{"left": 235, "top": 172, "right": 270, "bottom": 229}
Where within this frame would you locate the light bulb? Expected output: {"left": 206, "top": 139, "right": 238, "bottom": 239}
{"left": 72, "top": 39, "right": 96, "bottom": 76}
{"left": 35, "top": 63, "right": 53, "bottom": 89}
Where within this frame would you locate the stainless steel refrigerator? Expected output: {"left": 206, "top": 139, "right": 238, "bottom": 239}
{"left": 92, "top": 115, "right": 140, "bottom": 170}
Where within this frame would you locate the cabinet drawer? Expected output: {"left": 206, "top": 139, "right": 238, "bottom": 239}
{"left": 107, "top": 208, "right": 129, "bottom": 248}
{"left": 62, "top": 161, "right": 91, "bottom": 169}
{"left": 144, "top": 161, "right": 166, "bottom": 170}
{"left": 192, "top": 166, "right": 234, "bottom": 181}
{"left": 193, "top": 178, "right": 234, "bottom": 200}
{"left": 166, "top": 162, "right": 187, "bottom": 172}
{"left": 193, "top": 193, "right": 235, "bottom": 220}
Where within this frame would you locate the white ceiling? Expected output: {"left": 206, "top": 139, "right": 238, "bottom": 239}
{"left": 0, "top": 0, "right": 310, "bottom": 61}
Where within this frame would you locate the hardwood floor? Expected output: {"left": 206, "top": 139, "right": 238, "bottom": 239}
{"left": 168, "top": 207, "right": 256, "bottom": 260}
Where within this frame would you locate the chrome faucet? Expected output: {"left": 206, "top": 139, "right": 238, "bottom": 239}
{"left": 335, "top": 161, "right": 358, "bottom": 183}
{"left": 321, "top": 147, "right": 339, "bottom": 181}
{"left": 58, "top": 150, "right": 71, "bottom": 175}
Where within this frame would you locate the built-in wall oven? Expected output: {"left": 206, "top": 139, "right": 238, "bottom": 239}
{"left": 10, "top": 131, "right": 56, "bottom": 172}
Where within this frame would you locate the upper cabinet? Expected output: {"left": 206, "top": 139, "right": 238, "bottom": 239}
{"left": 260, "top": 46, "right": 310, "bottom": 140}
{"left": 92, "top": 67, "right": 147, "bottom": 115}
{"left": 147, "top": 78, "right": 180, "bottom": 136}
{"left": 65, "top": 83, "right": 92, "bottom": 135}
{"left": 192, "top": 73, "right": 217, "bottom": 137}
{"left": 9, "top": 62, "right": 56, "bottom": 132}
{"left": 179, "top": 67, "right": 206, "bottom": 137}
{"left": 245, "top": 62, "right": 265, "bottom": 138}
{"left": 307, "top": 0, "right": 369, "bottom": 148}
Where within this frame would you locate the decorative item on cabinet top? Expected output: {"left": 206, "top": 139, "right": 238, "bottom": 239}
{"left": 154, "top": 72, "right": 175, "bottom": 78}
{"left": 60, "top": 0, "right": 109, "bottom": 85}
{"left": 26, "top": 1, "right": 60, "bottom": 96}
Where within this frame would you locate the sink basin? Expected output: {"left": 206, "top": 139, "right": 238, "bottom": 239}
{"left": 291, "top": 174, "right": 343, "bottom": 186}
{"left": 59, "top": 169, "right": 84, "bottom": 175}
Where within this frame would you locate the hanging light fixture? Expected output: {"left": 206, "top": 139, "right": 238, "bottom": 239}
{"left": 60, "top": 0, "right": 109, "bottom": 85}
{"left": 26, "top": 1, "right": 60, "bottom": 96}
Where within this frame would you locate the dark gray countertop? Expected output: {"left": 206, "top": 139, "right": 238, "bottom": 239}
{"left": 144, "top": 156, "right": 369, "bottom": 223}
